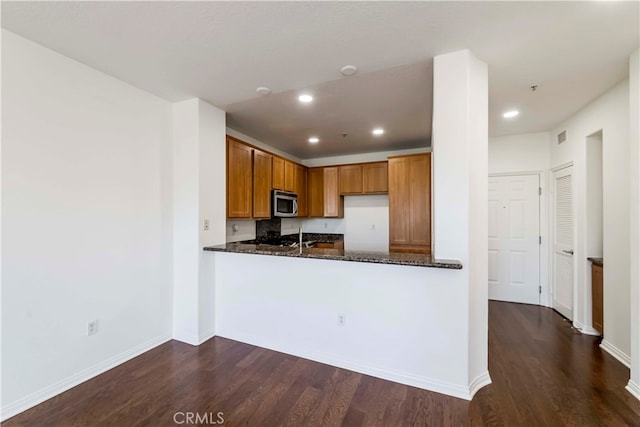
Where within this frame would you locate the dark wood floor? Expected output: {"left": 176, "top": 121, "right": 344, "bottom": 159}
{"left": 4, "top": 301, "right": 639, "bottom": 426}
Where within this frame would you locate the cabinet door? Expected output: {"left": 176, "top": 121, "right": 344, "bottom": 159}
{"left": 408, "top": 155, "right": 430, "bottom": 247}
{"left": 592, "top": 264, "right": 603, "bottom": 334}
{"left": 284, "top": 160, "right": 296, "bottom": 192}
{"left": 339, "top": 164, "right": 363, "bottom": 194}
{"left": 308, "top": 168, "right": 324, "bottom": 217}
{"left": 227, "top": 139, "right": 253, "bottom": 218}
{"left": 388, "top": 157, "right": 410, "bottom": 245}
{"left": 323, "top": 167, "right": 343, "bottom": 218}
{"left": 272, "top": 157, "right": 285, "bottom": 190}
{"left": 253, "top": 149, "right": 272, "bottom": 218}
{"left": 388, "top": 154, "right": 431, "bottom": 253}
{"left": 295, "top": 164, "right": 308, "bottom": 217}
{"left": 363, "top": 162, "right": 388, "bottom": 193}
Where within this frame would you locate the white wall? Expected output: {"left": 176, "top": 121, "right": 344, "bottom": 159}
{"left": 586, "top": 132, "right": 603, "bottom": 259}
{"left": 550, "top": 80, "right": 631, "bottom": 362}
{"left": 299, "top": 218, "right": 345, "bottom": 234}
{"left": 1, "top": 30, "right": 173, "bottom": 418}
{"left": 214, "top": 252, "right": 476, "bottom": 399}
{"left": 226, "top": 219, "right": 257, "bottom": 242}
{"left": 489, "top": 132, "right": 550, "bottom": 174}
{"left": 628, "top": 49, "right": 640, "bottom": 400}
{"left": 343, "top": 195, "right": 389, "bottom": 252}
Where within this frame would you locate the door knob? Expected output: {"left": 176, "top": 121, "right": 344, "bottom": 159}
{"left": 562, "top": 249, "right": 574, "bottom": 255}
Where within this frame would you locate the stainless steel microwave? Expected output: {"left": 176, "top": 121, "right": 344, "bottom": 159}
{"left": 272, "top": 190, "right": 298, "bottom": 217}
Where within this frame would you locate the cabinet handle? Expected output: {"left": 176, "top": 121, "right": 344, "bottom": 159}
{"left": 562, "top": 250, "right": 574, "bottom": 255}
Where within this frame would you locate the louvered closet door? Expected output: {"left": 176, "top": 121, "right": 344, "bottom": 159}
{"left": 553, "top": 166, "right": 574, "bottom": 320}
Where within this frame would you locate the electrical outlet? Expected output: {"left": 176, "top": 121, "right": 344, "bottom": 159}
{"left": 324, "top": 222, "right": 328, "bottom": 229}
{"left": 87, "top": 320, "right": 98, "bottom": 336}
{"left": 338, "top": 313, "right": 346, "bottom": 326}
{"left": 203, "top": 219, "right": 210, "bottom": 231}
{"left": 371, "top": 224, "right": 376, "bottom": 230}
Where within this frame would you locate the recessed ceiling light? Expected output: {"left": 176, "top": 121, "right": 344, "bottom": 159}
{"left": 298, "top": 94, "right": 313, "bottom": 103}
{"left": 503, "top": 110, "right": 519, "bottom": 118}
{"left": 308, "top": 137, "right": 319, "bottom": 144}
{"left": 256, "top": 87, "right": 271, "bottom": 96}
{"left": 340, "top": 65, "right": 358, "bottom": 76}
{"left": 372, "top": 128, "right": 385, "bottom": 136}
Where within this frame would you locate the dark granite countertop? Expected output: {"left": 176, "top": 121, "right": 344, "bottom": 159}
{"left": 203, "top": 242, "right": 462, "bottom": 269}
{"left": 588, "top": 257, "right": 603, "bottom": 267}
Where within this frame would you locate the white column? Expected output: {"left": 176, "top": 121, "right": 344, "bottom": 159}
{"left": 432, "top": 50, "right": 490, "bottom": 396}
{"left": 628, "top": 48, "right": 640, "bottom": 401}
{"left": 197, "top": 100, "right": 226, "bottom": 341}
{"left": 172, "top": 99, "right": 226, "bottom": 345}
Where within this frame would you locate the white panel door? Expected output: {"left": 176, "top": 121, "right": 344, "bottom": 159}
{"left": 552, "top": 166, "right": 574, "bottom": 319}
{"left": 488, "top": 175, "right": 540, "bottom": 304}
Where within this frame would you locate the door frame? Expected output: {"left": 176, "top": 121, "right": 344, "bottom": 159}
{"left": 550, "top": 162, "right": 577, "bottom": 319}
{"left": 489, "top": 170, "right": 548, "bottom": 306}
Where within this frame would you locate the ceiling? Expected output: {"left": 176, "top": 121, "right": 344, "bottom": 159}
{"left": 2, "top": 1, "right": 638, "bottom": 158}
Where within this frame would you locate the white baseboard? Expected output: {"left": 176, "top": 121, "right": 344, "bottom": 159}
{"left": 173, "top": 329, "right": 216, "bottom": 346}
{"left": 1, "top": 333, "right": 172, "bottom": 422}
{"left": 173, "top": 328, "right": 199, "bottom": 346}
{"left": 573, "top": 321, "right": 601, "bottom": 336}
{"left": 217, "top": 331, "right": 481, "bottom": 401}
{"left": 198, "top": 329, "right": 216, "bottom": 345}
{"left": 626, "top": 380, "right": 640, "bottom": 401}
{"left": 600, "top": 339, "right": 631, "bottom": 368}
{"left": 468, "top": 371, "right": 492, "bottom": 399}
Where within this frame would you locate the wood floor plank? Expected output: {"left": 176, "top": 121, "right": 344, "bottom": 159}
{"left": 4, "top": 301, "right": 639, "bottom": 426}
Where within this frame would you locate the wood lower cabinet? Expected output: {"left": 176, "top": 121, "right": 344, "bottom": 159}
{"left": 315, "top": 240, "right": 344, "bottom": 249}
{"left": 272, "top": 157, "right": 285, "bottom": 190}
{"left": 308, "top": 167, "right": 344, "bottom": 218}
{"left": 388, "top": 154, "right": 431, "bottom": 253}
{"left": 363, "top": 162, "right": 388, "bottom": 193}
{"left": 339, "top": 164, "right": 363, "bottom": 194}
{"left": 227, "top": 138, "right": 253, "bottom": 218}
{"left": 294, "top": 164, "right": 308, "bottom": 217}
{"left": 592, "top": 263, "right": 603, "bottom": 335}
{"left": 253, "top": 149, "right": 272, "bottom": 218}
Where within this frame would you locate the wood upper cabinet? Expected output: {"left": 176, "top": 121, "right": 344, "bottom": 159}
{"left": 323, "top": 167, "right": 343, "bottom": 218}
{"left": 227, "top": 138, "right": 253, "bottom": 218}
{"left": 309, "top": 167, "right": 344, "bottom": 218}
{"left": 339, "top": 164, "right": 363, "bottom": 194}
{"left": 253, "top": 149, "right": 272, "bottom": 218}
{"left": 284, "top": 160, "right": 296, "bottom": 192}
{"left": 388, "top": 154, "right": 431, "bottom": 253}
{"left": 294, "top": 164, "right": 308, "bottom": 217}
{"left": 363, "top": 162, "right": 388, "bottom": 193}
{"left": 308, "top": 168, "right": 324, "bottom": 217}
{"left": 272, "top": 157, "right": 285, "bottom": 190}
{"left": 339, "top": 162, "right": 388, "bottom": 194}
{"left": 272, "top": 157, "right": 296, "bottom": 192}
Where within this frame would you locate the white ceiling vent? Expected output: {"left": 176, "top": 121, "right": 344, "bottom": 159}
{"left": 557, "top": 131, "right": 567, "bottom": 144}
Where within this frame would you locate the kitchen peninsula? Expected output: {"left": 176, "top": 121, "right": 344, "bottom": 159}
{"left": 205, "top": 241, "right": 461, "bottom": 269}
